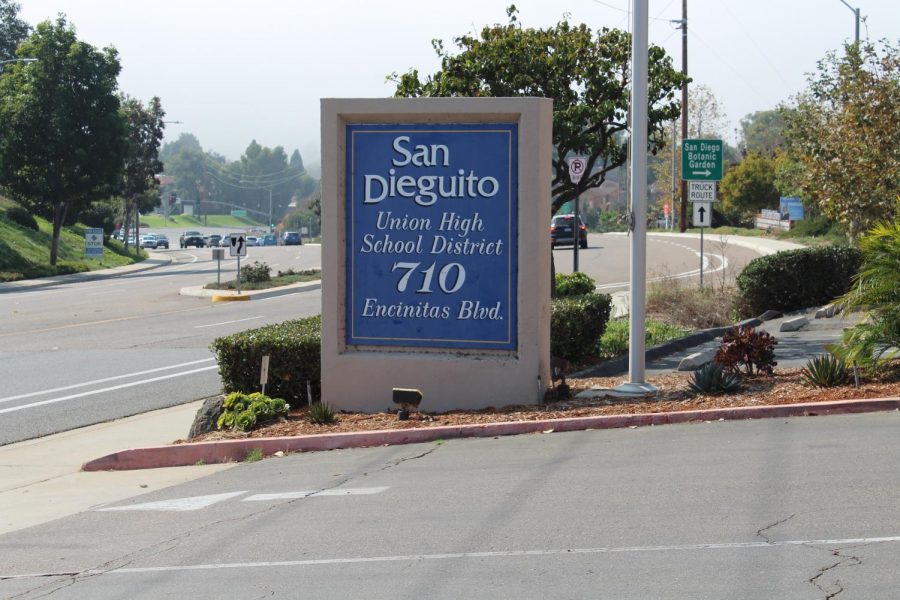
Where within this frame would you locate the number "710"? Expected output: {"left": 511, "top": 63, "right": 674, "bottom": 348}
{"left": 391, "top": 262, "right": 466, "bottom": 294}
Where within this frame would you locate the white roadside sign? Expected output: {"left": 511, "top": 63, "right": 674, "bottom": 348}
{"left": 693, "top": 201, "right": 712, "bottom": 228}
{"left": 688, "top": 181, "right": 717, "bottom": 203}
{"left": 567, "top": 156, "right": 588, "bottom": 184}
{"left": 229, "top": 233, "right": 247, "bottom": 258}
{"left": 85, "top": 227, "right": 104, "bottom": 258}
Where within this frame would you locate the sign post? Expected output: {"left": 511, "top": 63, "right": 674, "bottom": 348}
{"left": 682, "top": 139, "right": 723, "bottom": 288}
{"left": 567, "top": 156, "right": 588, "bottom": 272}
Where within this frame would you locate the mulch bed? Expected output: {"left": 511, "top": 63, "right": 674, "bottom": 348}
{"left": 184, "top": 363, "right": 900, "bottom": 443}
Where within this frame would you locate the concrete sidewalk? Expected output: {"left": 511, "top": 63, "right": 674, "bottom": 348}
{"left": 0, "top": 402, "right": 234, "bottom": 535}
{"left": 0, "top": 251, "right": 172, "bottom": 293}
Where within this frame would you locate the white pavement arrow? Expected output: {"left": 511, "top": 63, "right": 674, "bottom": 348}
{"left": 96, "top": 491, "right": 247, "bottom": 512}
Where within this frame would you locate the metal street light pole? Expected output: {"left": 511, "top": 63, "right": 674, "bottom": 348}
{"left": 0, "top": 57, "right": 37, "bottom": 70}
{"left": 839, "top": 0, "right": 861, "bottom": 43}
{"left": 614, "top": 0, "right": 656, "bottom": 397}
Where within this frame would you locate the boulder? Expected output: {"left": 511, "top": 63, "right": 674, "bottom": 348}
{"left": 780, "top": 316, "right": 809, "bottom": 332}
{"left": 188, "top": 396, "right": 224, "bottom": 439}
{"left": 677, "top": 349, "right": 717, "bottom": 371}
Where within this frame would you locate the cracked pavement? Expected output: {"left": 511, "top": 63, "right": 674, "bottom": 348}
{"left": 2, "top": 413, "right": 899, "bottom": 599}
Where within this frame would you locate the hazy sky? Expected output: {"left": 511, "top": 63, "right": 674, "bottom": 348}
{"left": 18, "top": 0, "right": 900, "bottom": 168}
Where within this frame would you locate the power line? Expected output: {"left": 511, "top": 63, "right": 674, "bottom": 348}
{"left": 714, "top": 0, "right": 792, "bottom": 88}
{"left": 204, "top": 168, "right": 303, "bottom": 190}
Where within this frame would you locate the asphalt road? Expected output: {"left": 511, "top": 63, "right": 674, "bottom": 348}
{"left": 0, "top": 244, "right": 321, "bottom": 445}
{"left": 0, "top": 232, "right": 764, "bottom": 445}
{"left": 1, "top": 413, "right": 898, "bottom": 599}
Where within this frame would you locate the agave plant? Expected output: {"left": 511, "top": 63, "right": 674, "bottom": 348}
{"left": 801, "top": 354, "right": 849, "bottom": 388}
{"left": 307, "top": 401, "right": 337, "bottom": 425}
{"left": 688, "top": 363, "right": 742, "bottom": 395}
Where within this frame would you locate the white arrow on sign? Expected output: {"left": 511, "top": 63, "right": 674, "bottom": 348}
{"left": 691, "top": 169, "right": 712, "bottom": 177}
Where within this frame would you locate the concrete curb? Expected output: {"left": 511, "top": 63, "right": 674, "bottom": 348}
{"left": 82, "top": 397, "right": 900, "bottom": 471}
{"left": 180, "top": 280, "right": 321, "bottom": 301}
{"left": 0, "top": 252, "right": 172, "bottom": 292}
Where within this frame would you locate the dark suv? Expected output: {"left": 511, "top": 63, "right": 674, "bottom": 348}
{"left": 282, "top": 231, "right": 302, "bottom": 246}
{"left": 550, "top": 215, "right": 588, "bottom": 249}
{"left": 179, "top": 230, "right": 205, "bottom": 248}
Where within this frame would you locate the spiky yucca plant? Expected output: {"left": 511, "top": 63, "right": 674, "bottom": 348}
{"left": 688, "top": 363, "right": 742, "bottom": 395}
{"left": 307, "top": 401, "right": 336, "bottom": 425}
{"left": 801, "top": 354, "right": 849, "bottom": 388}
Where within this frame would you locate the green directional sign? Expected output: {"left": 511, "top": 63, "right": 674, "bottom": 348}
{"left": 682, "top": 138, "right": 723, "bottom": 181}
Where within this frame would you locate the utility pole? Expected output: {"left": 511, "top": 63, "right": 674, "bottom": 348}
{"left": 678, "top": 0, "right": 689, "bottom": 232}
{"left": 670, "top": 120, "right": 677, "bottom": 230}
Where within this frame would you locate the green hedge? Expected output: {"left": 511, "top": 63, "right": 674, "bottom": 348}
{"left": 550, "top": 292, "right": 612, "bottom": 361}
{"left": 555, "top": 271, "right": 596, "bottom": 297}
{"left": 736, "top": 246, "right": 862, "bottom": 317}
{"left": 210, "top": 315, "right": 321, "bottom": 405}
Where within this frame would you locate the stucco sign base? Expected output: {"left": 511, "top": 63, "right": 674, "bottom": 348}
{"left": 320, "top": 98, "right": 552, "bottom": 413}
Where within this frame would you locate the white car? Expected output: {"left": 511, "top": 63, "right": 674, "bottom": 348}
{"left": 139, "top": 233, "right": 159, "bottom": 249}
{"left": 246, "top": 236, "right": 259, "bottom": 246}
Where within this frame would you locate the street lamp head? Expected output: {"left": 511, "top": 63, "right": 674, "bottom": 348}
{"left": 0, "top": 58, "right": 38, "bottom": 69}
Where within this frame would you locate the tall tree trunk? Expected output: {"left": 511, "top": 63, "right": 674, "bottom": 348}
{"left": 49, "top": 202, "right": 68, "bottom": 266}
{"left": 133, "top": 195, "right": 140, "bottom": 255}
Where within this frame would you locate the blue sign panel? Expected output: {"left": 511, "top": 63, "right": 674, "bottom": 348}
{"left": 346, "top": 123, "right": 518, "bottom": 350}
{"left": 779, "top": 197, "right": 805, "bottom": 221}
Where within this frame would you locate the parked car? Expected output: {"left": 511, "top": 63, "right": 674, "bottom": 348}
{"left": 155, "top": 234, "right": 170, "bottom": 249}
{"left": 207, "top": 234, "right": 222, "bottom": 247}
{"left": 282, "top": 231, "right": 302, "bottom": 246}
{"left": 550, "top": 214, "right": 588, "bottom": 249}
{"left": 261, "top": 234, "right": 277, "bottom": 246}
{"left": 180, "top": 230, "right": 205, "bottom": 248}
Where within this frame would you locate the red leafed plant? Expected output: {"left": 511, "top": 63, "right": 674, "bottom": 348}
{"left": 714, "top": 325, "right": 778, "bottom": 376}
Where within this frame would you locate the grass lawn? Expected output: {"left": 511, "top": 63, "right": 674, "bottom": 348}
{"left": 140, "top": 214, "right": 264, "bottom": 230}
{"left": 0, "top": 207, "right": 146, "bottom": 282}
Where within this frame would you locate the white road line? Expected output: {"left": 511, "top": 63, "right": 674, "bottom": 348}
{"left": 0, "top": 365, "right": 219, "bottom": 415}
{"left": 2, "top": 535, "right": 890, "bottom": 578}
{"left": 0, "top": 358, "right": 215, "bottom": 405}
{"left": 243, "top": 487, "right": 389, "bottom": 502}
{"left": 194, "top": 316, "right": 264, "bottom": 329}
{"left": 97, "top": 492, "right": 247, "bottom": 512}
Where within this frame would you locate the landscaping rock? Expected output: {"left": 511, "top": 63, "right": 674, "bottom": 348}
{"left": 759, "top": 310, "right": 783, "bottom": 321}
{"left": 815, "top": 304, "right": 843, "bottom": 319}
{"left": 677, "top": 349, "right": 717, "bottom": 371}
{"left": 188, "top": 396, "right": 223, "bottom": 439}
{"left": 780, "top": 316, "right": 809, "bottom": 332}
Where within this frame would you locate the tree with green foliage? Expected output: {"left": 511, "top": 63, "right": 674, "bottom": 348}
{"left": 118, "top": 95, "right": 165, "bottom": 251}
{"left": 739, "top": 109, "right": 786, "bottom": 157}
{"left": 783, "top": 41, "right": 900, "bottom": 242}
{"left": 0, "top": 16, "right": 126, "bottom": 265}
{"left": 718, "top": 153, "right": 781, "bottom": 224}
{"left": 0, "top": 0, "right": 30, "bottom": 61}
{"left": 391, "top": 7, "right": 685, "bottom": 214}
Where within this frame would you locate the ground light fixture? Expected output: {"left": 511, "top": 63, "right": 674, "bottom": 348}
{"left": 392, "top": 388, "right": 423, "bottom": 420}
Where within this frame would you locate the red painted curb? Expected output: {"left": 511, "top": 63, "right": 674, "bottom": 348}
{"left": 82, "top": 397, "right": 900, "bottom": 472}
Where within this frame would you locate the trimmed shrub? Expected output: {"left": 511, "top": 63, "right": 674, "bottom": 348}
{"left": 550, "top": 292, "right": 612, "bottom": 361}
{"left": 555, "top": 271, "right": 596, "bottom": 297}
{"left": 240, "top": 261, "right": 271, "bottom": 283}
{"left": 4, "top": 206, "right": 38, "bottom": 231}
{"left": 736, "top": 246, "right": 861, "bottom": 317}
{"left": 210, "top": 315, "right": 320, "bottom": 405}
